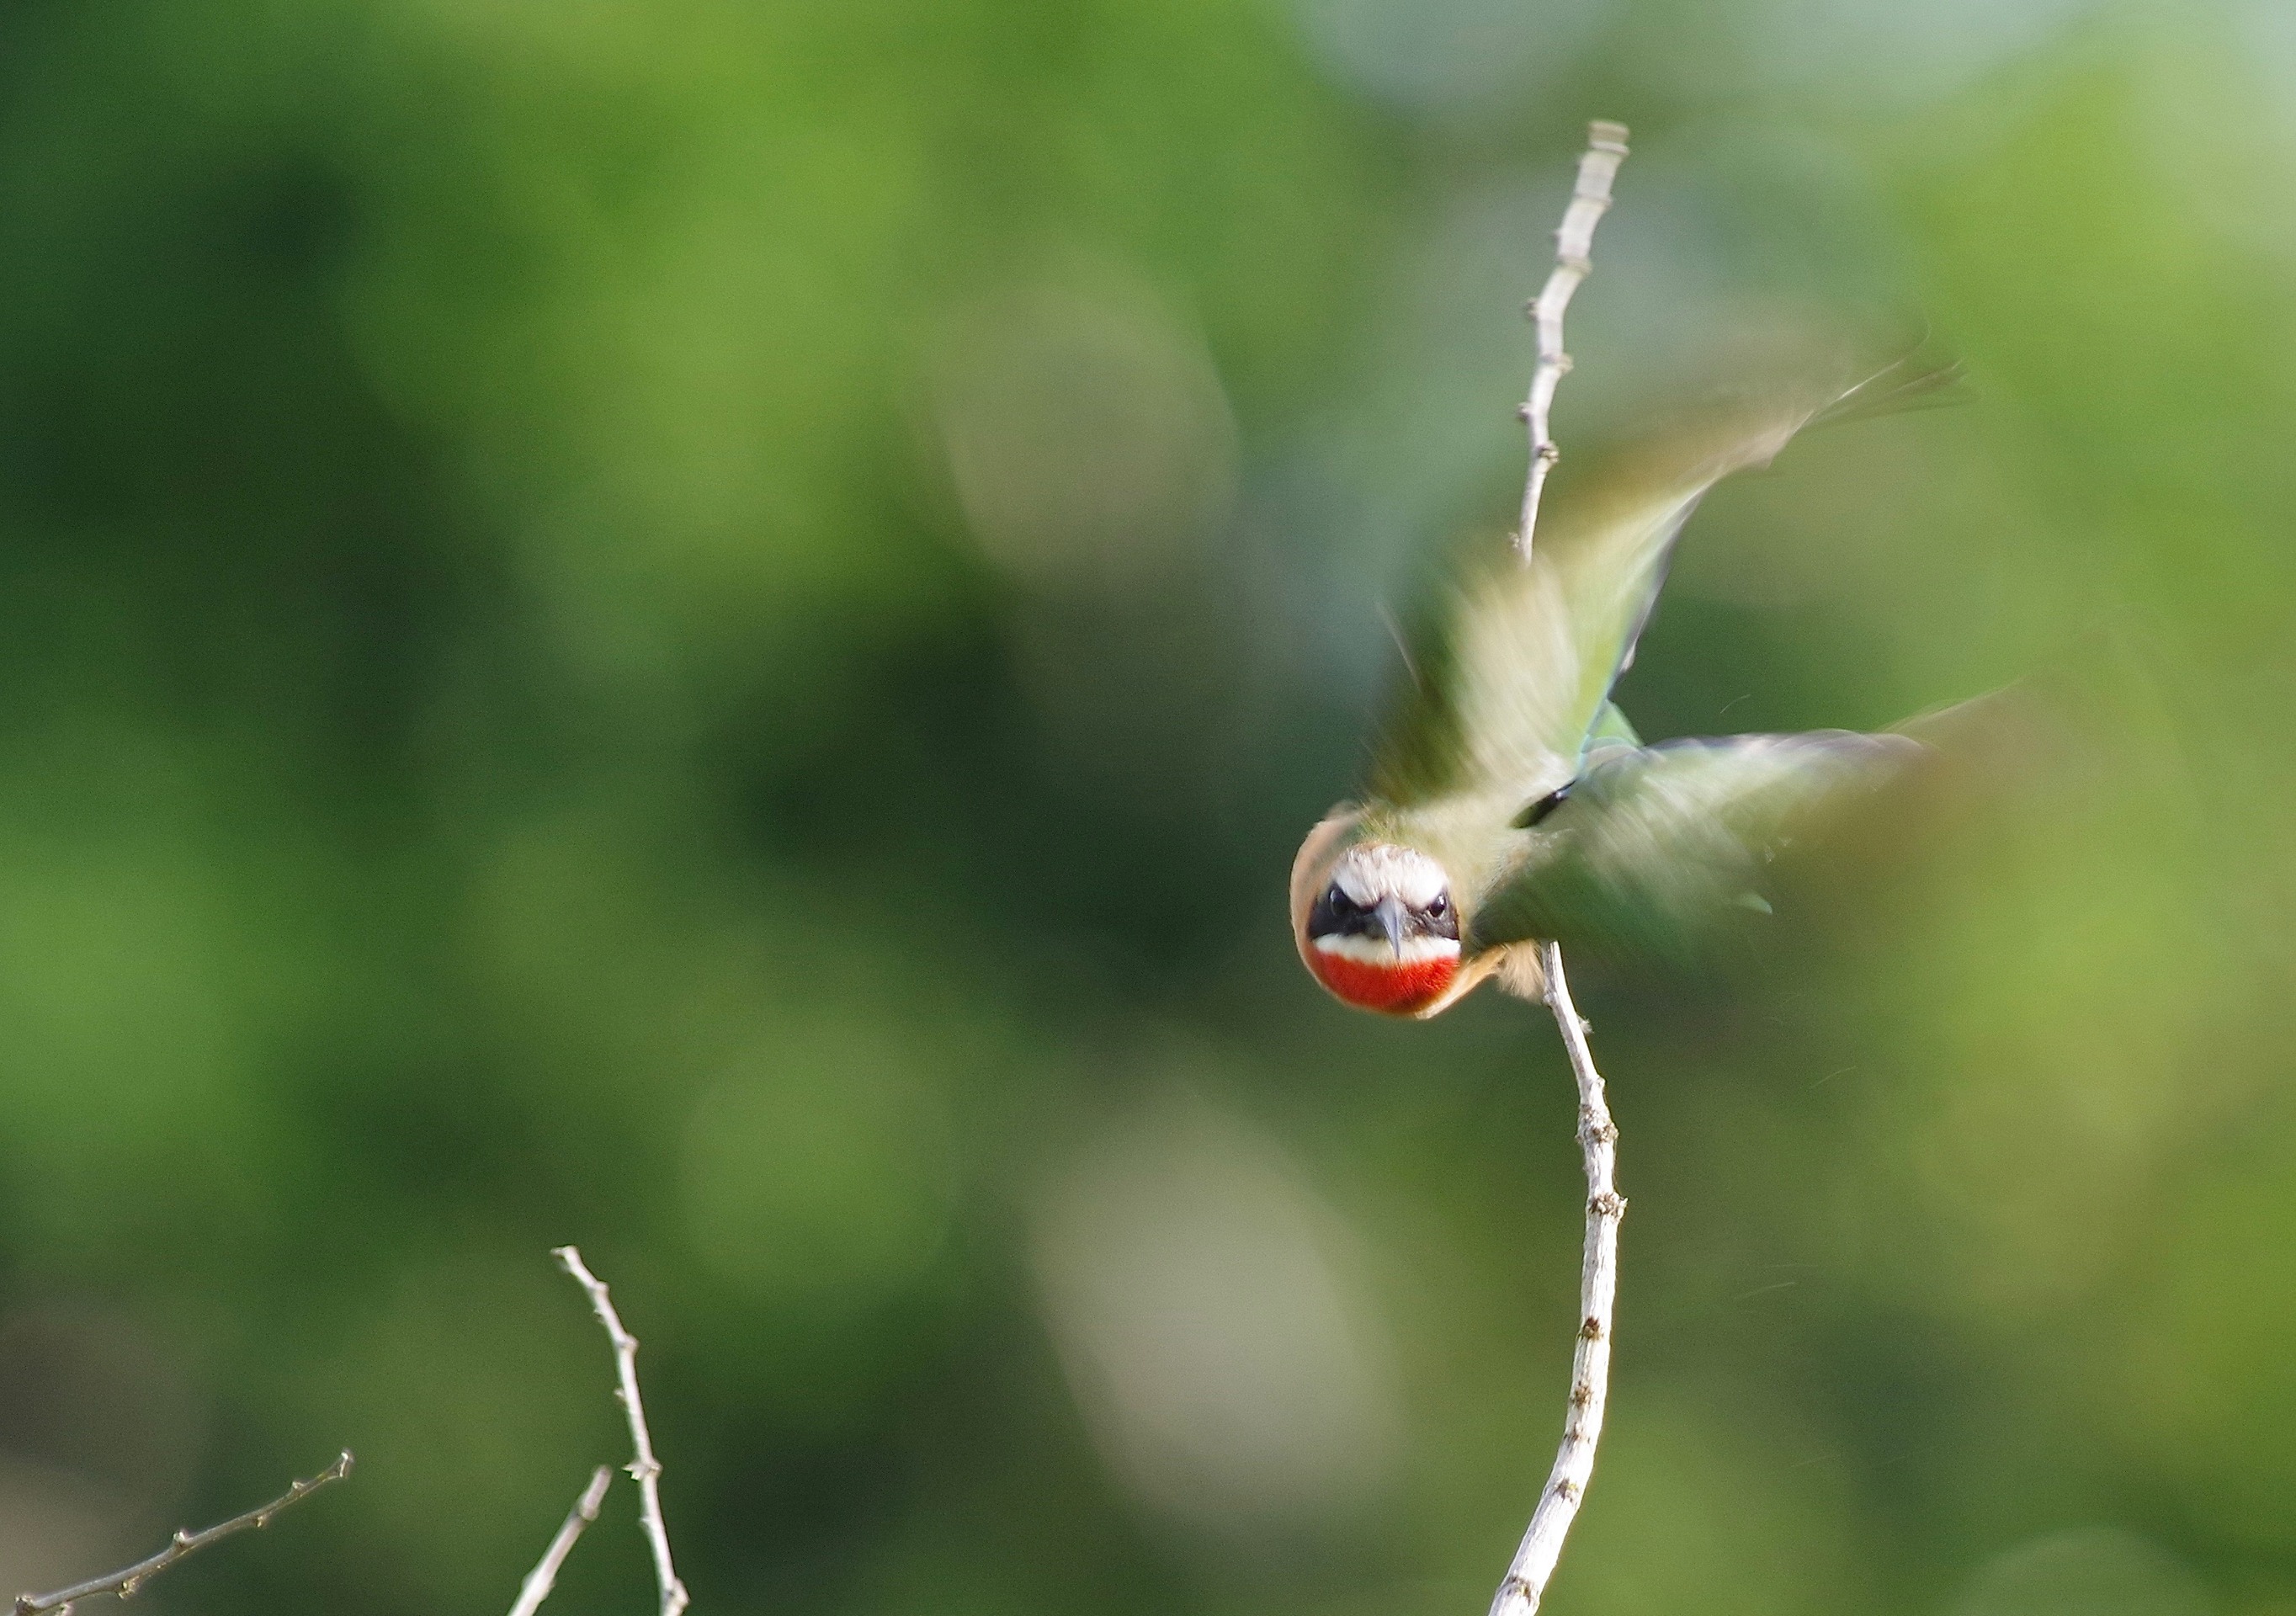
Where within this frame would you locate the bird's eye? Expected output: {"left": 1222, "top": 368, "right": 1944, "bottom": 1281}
{"left": 1427, "top": 895, "right": 1449, "bottom": 918}
{"left": 1326, "top": 886, "right": 1358, "bottom": 914}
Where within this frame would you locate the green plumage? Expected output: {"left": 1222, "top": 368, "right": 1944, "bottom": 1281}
{"left": 1328, "top": 367, "right": 1938, "bottom": 971}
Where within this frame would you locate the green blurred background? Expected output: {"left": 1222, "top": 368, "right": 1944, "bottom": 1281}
{"left": 0, "top": 0, "right": 2292, "bottom": 1613}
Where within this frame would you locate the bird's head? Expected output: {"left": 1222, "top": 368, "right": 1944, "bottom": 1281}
{"left": 1300, "top": 843, "right": 1461, "bottom": 1016}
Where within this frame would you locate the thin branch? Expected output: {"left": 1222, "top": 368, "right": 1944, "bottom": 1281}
{"left": 554, "top": 1246, "right": 691, "bottom": 1616}
{"left": 1514, "top": 120, "right": 1630, "bottom": 563}
{"left": 1485, "top": 120, "right": 1635, "bottom": 1615}
{"left": 13, "top": 1451, "right": 353, "bottom": 1616}
{"left": 1487, "top": 944, "right": 1624, "bottom": 1616}
{"left": 508, "top": 1466, "right": 615, "bottom": 1616}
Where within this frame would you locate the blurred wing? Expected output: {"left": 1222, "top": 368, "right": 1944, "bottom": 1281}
{"left": 1587, "top": 699, "right": 1641, "bottom": 749}
{"left": 1471, "top": 731, "right": 1921, "bottom": 957}
{"left": 1369, "top": 396, "right": 1828, "bottom": 810}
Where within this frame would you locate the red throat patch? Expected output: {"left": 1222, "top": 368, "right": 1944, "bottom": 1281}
{"left": 1309, "top": 949, "right": 1460, "bottom": 1016}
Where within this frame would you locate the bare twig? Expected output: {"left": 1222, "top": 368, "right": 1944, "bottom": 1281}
{"left": 1514, "top": 120, "right": 1630, "bottom": 562}
{"left": 554, "top": 1246, "right": 691, "bottom": 1616}
{"left": 13, "top": 1450, "right": 353, "bottom": 1616}
{"left": 1483, "top": 127, "right": 1634, "bottom": 1611}
{"left": 508, "top": 1466, "right": 615, "bottom": 1616}
{"left": 1487, "top": 943, "right": 1624, "bottom": 1616}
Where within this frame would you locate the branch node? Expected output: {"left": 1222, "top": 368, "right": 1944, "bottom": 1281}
{"left": 555, "top": 1247, "right": 691, "bottom": 1616}
{"left": 1512, "top": 119, "right": 1629, "bottom": 566}
{"left": 13, "top": 1452, "right": 353, "bottom": 1616}
{"left": 508, "top": 1466, "right": 617, "bottom": 1616}
{"left": 1489, "top": 935, "right": 1624, "bottom": 1616}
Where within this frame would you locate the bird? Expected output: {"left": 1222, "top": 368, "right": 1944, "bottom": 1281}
{"left": 1290, "top": 359, "right": 1956, "bottom": 1018}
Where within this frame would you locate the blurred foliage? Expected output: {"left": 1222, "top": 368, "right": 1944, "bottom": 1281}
{"left": 0, "top": 0, "right": 2293, "bottom": 1613}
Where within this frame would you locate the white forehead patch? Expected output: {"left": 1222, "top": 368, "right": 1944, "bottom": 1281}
{"left": 1330, "top": 843, "right": 1448, "bottom": 909}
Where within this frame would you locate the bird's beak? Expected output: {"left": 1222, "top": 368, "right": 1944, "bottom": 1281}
{"left": 1375, "top": 896, "right": 1407, "bottom": 960}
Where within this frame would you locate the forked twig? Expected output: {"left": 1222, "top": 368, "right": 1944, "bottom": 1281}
{"left": 554, "top": 1246, "right": 691, "bottom": 1616}
{"left": 1488, "top": 944, "right": 1623, "bottom": 1615}
{"left": 1514, "top": 120, "right": 1630, "bottom": 562}
{"left": 508, "top": 1466, "right": 615, "bottom": 1616}
{"left": 13, "top": 1450, "right": 353, "bottom": 1616}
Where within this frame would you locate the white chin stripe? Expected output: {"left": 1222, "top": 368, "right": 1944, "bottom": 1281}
{"left": 1312, "top": 932, "right": 1461, "bottom": 966}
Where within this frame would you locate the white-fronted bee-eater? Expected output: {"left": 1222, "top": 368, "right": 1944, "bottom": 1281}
{"left": 1292, "top": 364, "right": 1953, "bottom": 1017}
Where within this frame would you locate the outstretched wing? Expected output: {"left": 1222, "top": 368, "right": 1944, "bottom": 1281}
{"left": 1470, "top": 731, "right": 1920, "bottom": 957}
{"left": 1369, "top": 398, "right": 1826, "bottom": 809}
{"left": 1368, "top": 353, "right": 1957, "bottom": 814}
